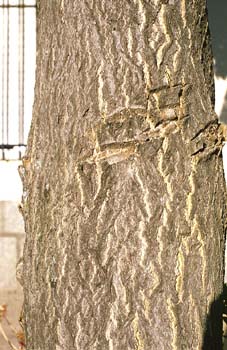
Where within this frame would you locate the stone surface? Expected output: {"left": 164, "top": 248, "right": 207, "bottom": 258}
{"left": 0, "top": 162, "right": 23, "bottom": 201}
{"left": 0, "top": 237, "right": 17, "bottom": 289}
{"left": 0, "top": 201, "right": 24, "bottom": 234}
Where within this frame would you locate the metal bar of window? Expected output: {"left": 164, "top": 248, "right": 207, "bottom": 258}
{"left": 0, "top": 143, "right": 26, "bottom": 149}
{"left": 1, "top": 0, "right": 5, "bottom": 154}
{"left": 20, "top": 0, "right": 25, "bottom": 159}
{"left": 6, "top": 0, "right": 9, "bottom": 145}
{"left": 19, "top": 0, "right": 25, "bottom": 146}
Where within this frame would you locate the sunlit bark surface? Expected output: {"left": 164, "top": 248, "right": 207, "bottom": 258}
{"left": 20, "top": 1, "right": 226, "bottom": 349}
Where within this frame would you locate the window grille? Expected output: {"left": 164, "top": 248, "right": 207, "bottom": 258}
{"left": 0, "top": 0, "right": 36, "bottom": 160}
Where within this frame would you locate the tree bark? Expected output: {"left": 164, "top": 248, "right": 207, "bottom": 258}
{"left": 20, "top": 1, "right": 226, "bottom": 349}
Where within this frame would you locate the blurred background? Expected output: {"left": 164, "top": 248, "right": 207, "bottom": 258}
{"left": 207, "top": 0, "right": 227, "bottom": 289}
{"left": 0, "top": 1, "right": 36, "bottom": 348}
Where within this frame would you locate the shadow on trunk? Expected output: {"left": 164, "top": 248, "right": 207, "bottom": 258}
{"left": 202, "top": 284, "right": 227, "bottom": 350}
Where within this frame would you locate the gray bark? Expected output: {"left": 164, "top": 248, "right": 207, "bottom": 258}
{"left": 20, "top": 1, "right": 226, "bottom": 349}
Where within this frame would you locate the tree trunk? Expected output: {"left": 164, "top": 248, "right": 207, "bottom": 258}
{"left": 20, "top": 1, "right": 226, "bottom": 349}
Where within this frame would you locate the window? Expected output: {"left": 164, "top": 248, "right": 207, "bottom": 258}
{"left": 0, "top": 0, "right": 36, "bottom": 160}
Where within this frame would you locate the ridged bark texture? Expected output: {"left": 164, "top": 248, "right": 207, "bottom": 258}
{"left": 20, "top": 1, "right": 226, "bottom": 349}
